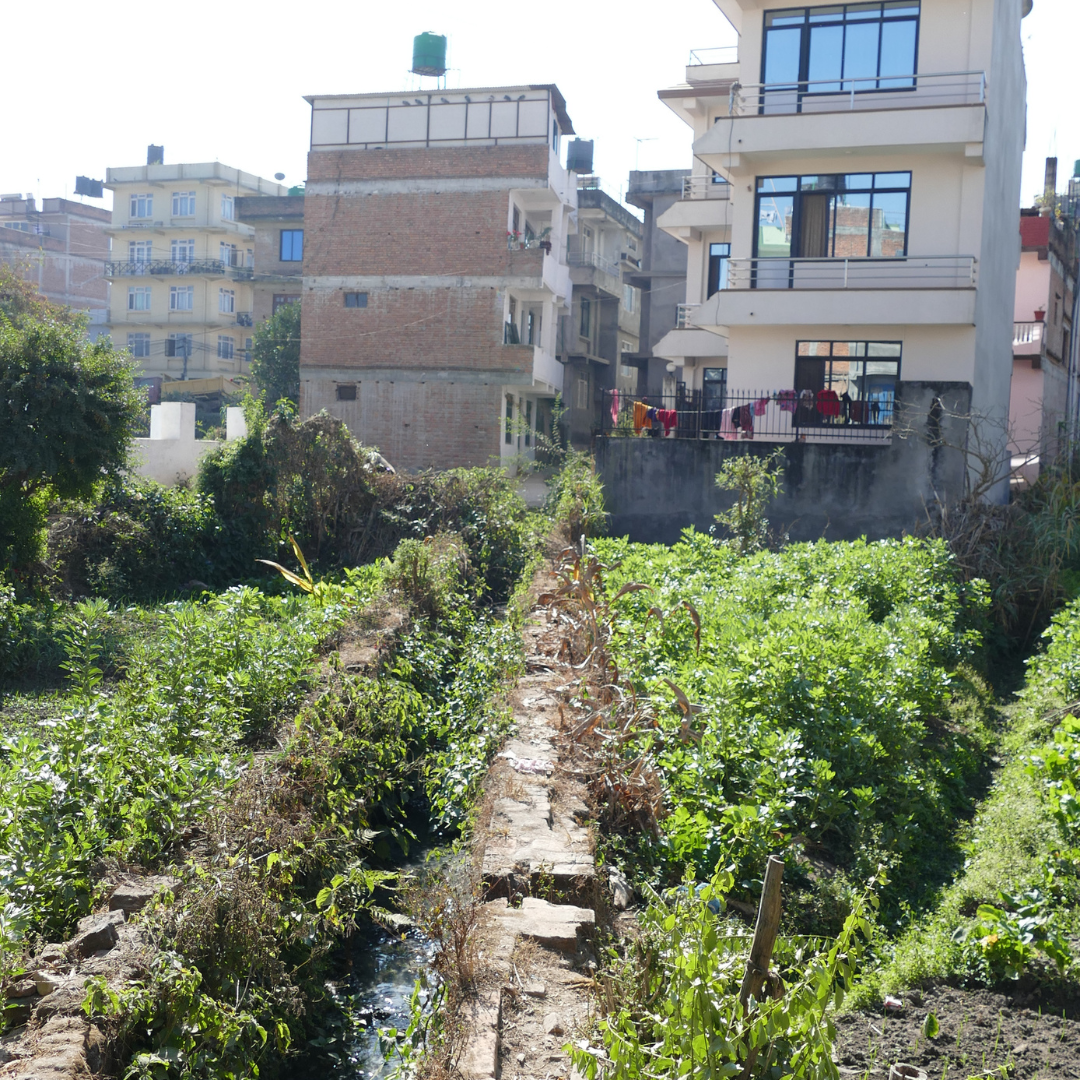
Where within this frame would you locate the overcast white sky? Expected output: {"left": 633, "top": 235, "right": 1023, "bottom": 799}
{"left": 0, "top": 0, "right": 1072, "bottom": 214}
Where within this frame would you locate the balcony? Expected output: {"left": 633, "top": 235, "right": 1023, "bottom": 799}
{"left": 105, "top": 259, "right": 254, "bottom": 281}
{"left": 695, "top": 257, "right": 978, "bottom": 329}
{"left": 1013, "top": 321, "right": 1044, "bottom": 356}
{"left": 567, "top": 250, "right": 623, "bottom": 297}
{"left": 654, "top": 305, "right": 728, "bottom": 361}
{"left": 599, "top": 388, "right": 892, "bottom": 445}
{"left": 694, "top": 70, "right": 988, "bottom": 174}
{"left": 236, "top": 312, "right": 254, "bottom": 327}
{"left": 676, "top": 304, "right": 699, "bottom": 329}
{"left": 686, "top": 46, "right": 739, "bottom": 84}
{"left": 657, "top": 179, "right": 732, "bottom": 240}
{"left": 732, "top": 71, "right": 986, "bottom": 117}
{"left": 682, "top": 176, "right": 731, "bottom": 200}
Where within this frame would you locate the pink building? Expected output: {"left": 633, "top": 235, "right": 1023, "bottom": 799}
{"left": 1010, "top": 202, "right": 1076, "bottom": 483}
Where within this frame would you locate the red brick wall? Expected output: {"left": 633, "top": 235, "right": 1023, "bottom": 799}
{"left": 302, "top": 284, "right": 534, "bottom": 376}
{"left": 301, "top": 374, "right": 514, "bottom": 470}
{"left": 303, "top": 189, "right": 542, "bottom": 278}
{"left": 307, "top": 144, "right": 550, "bottom": 183}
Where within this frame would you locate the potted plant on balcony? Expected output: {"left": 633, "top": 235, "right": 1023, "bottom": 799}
{"left": 1034, "top": 307, "right": 1046, "bottom": 322}
{"left": 538, "top": 226, "right": 553, "bottom": 254}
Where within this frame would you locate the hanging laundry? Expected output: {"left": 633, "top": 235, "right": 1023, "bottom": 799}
{"left": 816, "top": 388, "right": 841, "bottom": 418}
{"left": 660, "top": 408, "right": 678, "bottom": 436}
{"left": 753, "top": 397, "right": 769, "bottom": 417}
{"left": 738, "top": 404, "right": 754, "bottom": 438}
{"left": 776, "top": 389, "right": 798, "bottom": 413}
{"left": 633, "top": 401, "right": 648, "bottom": 434}
{"left": 840, "top": 391, "right": 853, "bottom": 422}
{"left": 646, "top": 406, "right": 658, "bottom": 421}
{"left": 871, "top": 399, "right": 882, "bottom": 422}
{"left": 849, "top": 399, "right": 867, "bottom": 424}
{"left": 719, "top": 408, "right": 737, "bottom": 440}
{"left": 610, "top": 389, "right": 620, "bottom": 426}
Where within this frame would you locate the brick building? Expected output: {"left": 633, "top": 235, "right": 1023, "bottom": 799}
{"left": 0, "top": 195, "right": 111, "bottom": 336}
{"left": 299, "top": 84, "right": 577, "bottom": 472}
{"left": 234, "top": 194, "right": 305, "bottom": 323}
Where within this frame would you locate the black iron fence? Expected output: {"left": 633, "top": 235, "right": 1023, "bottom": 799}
{"left": 599, "top": 388, "right": 894, "bottom": 443}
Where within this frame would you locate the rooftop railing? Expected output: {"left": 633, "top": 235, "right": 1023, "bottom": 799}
{"left": 725, "top": 256, "right": 978, "bottom": 290}
{"left": 731, "top": 70, "right": 986, "bottom": 116}
{"left": 681, "top": 175, "right": 732, "bottom": 200}
{"left": 688, "top": 46, "right": 738, "bottom": 67}
{"left": 600, "top": 388, "right": 893, "bottom": 444}
{"left": 567, "top": 250, "right": 621, "bottom": 277}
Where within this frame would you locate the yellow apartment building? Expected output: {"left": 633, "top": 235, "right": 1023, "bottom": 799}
{"left": 104, "top": 160, "right": 286, "bottom": 382}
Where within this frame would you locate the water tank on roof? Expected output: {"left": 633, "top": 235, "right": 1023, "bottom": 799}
{"left": 412, "top": 33, "right": 447, "bottom": 77}
{"left": 567, "top": 140, "right": 594, "bottom": 174}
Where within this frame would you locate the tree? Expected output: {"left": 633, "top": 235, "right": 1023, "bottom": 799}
{"left": 713, "top": 448, "right": 786, "bottom": 556}
{"left": 250, "top": 301, "right": 300, "bottom": 406}
{"left": 0, "top": 271, "right": 145, "bottom": 576}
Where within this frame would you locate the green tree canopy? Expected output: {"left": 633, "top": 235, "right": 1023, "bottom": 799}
{"left": 0, "top": 266, "right": 145, "bottom": 575}
{"left": 250, "top": 301, "right": 300, "bottom": 406}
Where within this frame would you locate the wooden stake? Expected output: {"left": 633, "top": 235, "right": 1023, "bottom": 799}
{"left": 738, "top": 854, "right": 784, "bottom": 1079}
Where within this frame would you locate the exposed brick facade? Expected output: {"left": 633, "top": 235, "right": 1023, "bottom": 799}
{"left": 301, "top": 139, "right": 562, "bottom": 469}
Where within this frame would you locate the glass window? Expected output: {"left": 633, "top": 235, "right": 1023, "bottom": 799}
{"left": 344, "top": 292, "right": 368, "bottom": 308}
{"left": 754, "top": 171, "right": 910, "bottom": 265}
{"left": 580, "top": 298, "right": 591, "bottom": 337}
{"left": 170, "top": 286, "right": 194, "bottom": 311}
{"left": 218, "top": 335, "right": 235, "bottom": 360}
{"left": 127, "top": 333, "right": 151, "bottom": 358}
{"left": 221, "top": 195, "right": 235, "bottom": 220}
{"left": 127, "top": 287, "right": 151, "bottom": 311}
{"left": 505, "top": 394, "right": 514, "bottom": 444}
{"left": 166, "top": 334, "right": 192, "bottom": 358}
{"left": 219, "top": 242, "right": 237, "bottom": 267}
{"left": 219, "top": 288, "right": 235, "bottom": 314}
{"left": 128, "top": 240, "right": 152, "bottom": 263}
{"left": 273, "top": 294, "right": 300, "bottom": 313}
{"left": 129, "top": 194, "right": 153, "bottom": 218}
{"left": 280, "top": 229, "right": 304, "bottom": 261}
{"left": 171, "top": 191, "right": 195, "bottom": 216}
{"left": 336, "top": 384, "right": 357, "bottom": 401}
{"left": 702, "top": 367, "right": 727, "bottom": 411}
{"left": 762, "top": 4, "right": 919, "bottom": 98}
{"left": 171, "top": 239, "right": 195, "bottom": 263}
{"left": 708, "top": 243, "right": 731, "bottom": 296}
{"left": 794, "top": 339, "right": 899, "bottom": 425}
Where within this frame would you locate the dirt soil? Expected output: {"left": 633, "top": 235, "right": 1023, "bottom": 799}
{"left": 833, "top": 984, "right": 1080, "bottom": 1079}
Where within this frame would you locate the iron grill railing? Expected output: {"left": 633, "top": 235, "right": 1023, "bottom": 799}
{"left": 732, "top": 70, "right": 986, "bottom": 116}
{"left": 725, "top": 256, "right": 978, "bottom": 290}
{"left": 567, "top": 250, "right": 621, "bottom": 277}
{"left": 1013, "top": 321, "right": 1044, "bottom": 346}
{"left": 599, "top": 388, "right": 894, "bottom": 444}
{"left": 236, "top": 312, "right": 253, "bottom": 327}
{"left": 681, "top": 175, "right": 732, "bottom": 200}
{"left": 688, "top": 46, "right": 738, "bottom": 67}
{"left": 105, "top": 259, "right": 254, "bottom": 280}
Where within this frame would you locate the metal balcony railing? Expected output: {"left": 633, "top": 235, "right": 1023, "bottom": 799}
{"left": 688, "top": 46, "right": 738, "bottom": 67}
{"left": 681, "top": 175, "right": 732, "bottom": 200}
{"left": 576, "top": 175, "right": 602, "bottom": 190}
{"left": 567, "top": 250, "right": 621, "bottom": 277}
{"left": 732, "top": 70, "right": 987, "bottom": 116}
{"left": 676, "top": 303, "right": 700, "bottom": 329}
{"left": 105, "top": 259, "right": 253, "bottom": 280}
{"left": 1014, "top": 321, "right": 1044, "bottom": 346}
{"left": 507, "top": 235, "right": 551, "bottom": 252}
{"left": 725, "top": 256, "right": 978, "bottom": 290}
{"left": 600, "top": 388, "right": 893, "bottom": 444}
{"left": 236, "top": 312, "right": 253, "bottom": 327}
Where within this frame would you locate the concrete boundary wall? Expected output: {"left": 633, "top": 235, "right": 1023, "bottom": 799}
{"left": 595, "top": 381, "right": 972, "bottom": 545}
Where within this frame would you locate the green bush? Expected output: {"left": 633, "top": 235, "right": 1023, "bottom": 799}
{"left": 547, "top": 451, "right": 607, "bottom": 544}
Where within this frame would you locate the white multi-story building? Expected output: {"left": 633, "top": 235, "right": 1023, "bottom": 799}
{"left": 654, "top": 0, "right": 1029, "bottom": 498}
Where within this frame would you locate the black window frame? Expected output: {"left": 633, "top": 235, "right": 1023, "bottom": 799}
{"left": 761, "top": 3, "right": 921, "bottom": 113}
{"left": 280, "top": 229, "right": 304, "bottom": 262}
{"left": 335, "top": 384, "right": 357, "bottom": 401}
{"left": 343, "top": 291, "right": 368, "bottom": 308}
{"left": 579, "top": 298, "right": 591, "bottom": 338}
{"left": 793, "top": 339, "right": 901, "bottom": 427}
{"left": 752, "top": 171, "right": 911, "bottom": 268}
{"left": 707, "top": 242, "right": 731, "bottom": 297}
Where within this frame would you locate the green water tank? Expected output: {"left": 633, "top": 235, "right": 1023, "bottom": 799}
{"left": 412, "top": 32, "right": 447, "bottom": 77}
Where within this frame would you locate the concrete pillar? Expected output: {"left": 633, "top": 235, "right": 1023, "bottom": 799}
{"left": 149, "top": 402, "right": 196, "bottom": 440}
{"left": 225, "top": 406, "right": 248, "bottom": 441}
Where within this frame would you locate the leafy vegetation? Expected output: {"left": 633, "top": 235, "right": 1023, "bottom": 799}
{"left": 0, "top": 267, "right": 144, "bottom": 579}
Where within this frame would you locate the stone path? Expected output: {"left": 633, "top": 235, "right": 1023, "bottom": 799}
{"left": 460, "top": 575, "right": 601, "bottom": 1080}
